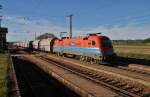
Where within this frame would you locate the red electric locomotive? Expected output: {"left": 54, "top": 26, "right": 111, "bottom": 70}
{"left": 53, "top": 33, "right": 115, "bottom": 63}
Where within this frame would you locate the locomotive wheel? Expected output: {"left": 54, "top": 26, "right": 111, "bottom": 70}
{"left": 90, "top": 61, "right": 93, "bottom": 64}
{"left": 72, "top": 55, "right": 76, "bottom": 58}
{"left": 102, "top": 56, "right": 105, "bottom": 61}
{"left": 90, "top": 59, "right": 97, "bottom": 64}
{"left": 80, "top": 56, "right": 85, "bottom": 61}
{"left": 90, "top": 60, "right": 94, "bottom": 64}
{"left": 79, "top": 56, "right": 83, "bottom": 61}
{"left": 74, "top": 55, "right": 78, "bottom": 59}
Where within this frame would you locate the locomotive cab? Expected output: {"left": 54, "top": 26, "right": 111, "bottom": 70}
{"left": 101, "top": 36, "right": 116, "bottom": 60}
{"left": 86, "top": 34, "right": 116, "bottom": 61}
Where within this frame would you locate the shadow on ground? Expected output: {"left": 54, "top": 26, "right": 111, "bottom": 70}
{"left": 112, "top": 56, "right": 150, "bottom": 66}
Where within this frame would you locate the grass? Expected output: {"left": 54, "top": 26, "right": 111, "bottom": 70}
{"left": 0, "top": 54, "right": 8, "bottom": 97}
{"left": 114, "top": 45, "right": 150, "bottom": 60}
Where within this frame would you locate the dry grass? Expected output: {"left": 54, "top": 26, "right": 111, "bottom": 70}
{"left": 114, "top": 45, "right": 150, "bottom": 55}
{"left": 114, "top": 45, "right": 150, "bottom": 59}
{"left": 0, "top": 54, "right": 8, "bottom": 97}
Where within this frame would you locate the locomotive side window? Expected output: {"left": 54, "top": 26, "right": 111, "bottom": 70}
{"left": 92, "top": 41, "right": 96, "bottom": 46}
{"left": 102, "top": 41, "right": 107, "bottom": 47}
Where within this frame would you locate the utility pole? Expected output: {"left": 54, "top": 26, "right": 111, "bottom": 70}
{"left": 0, "top": 5, "right": 2, "bottom": 28}
{"left": 0, "top": 16, "right": 2, "bottom": 28}
{"left": 66, "top": 14, "right": 73, "bottom": 38}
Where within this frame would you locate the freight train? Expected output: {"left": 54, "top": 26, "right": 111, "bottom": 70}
{"left": 14, "top": 33, "right": 116, "bottom": 63}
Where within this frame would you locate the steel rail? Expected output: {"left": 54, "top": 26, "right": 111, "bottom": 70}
{"left": 38, "top": 56, "right": 149, "bottom": 97}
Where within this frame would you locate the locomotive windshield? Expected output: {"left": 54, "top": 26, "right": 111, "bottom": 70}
{"left": 101, "top": 37, "right": 113, "bottom": 48}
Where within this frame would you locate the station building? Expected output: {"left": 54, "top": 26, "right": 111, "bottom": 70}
{"left": 0, "top": 27, "right": 8, "bottom": 50}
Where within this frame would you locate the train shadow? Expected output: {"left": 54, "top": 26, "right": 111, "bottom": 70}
{"left": 111, "top": 56, "right": 150, "bottom": 66}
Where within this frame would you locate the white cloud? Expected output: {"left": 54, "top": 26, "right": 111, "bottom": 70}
{"left": 76, "top": 24, "right": 150, "bottom": 40}
{"left": 3, "top": 15, "right": 150, "bottom": 42}
{"left": 3, "top": 15, "right": 66, "bottom": 41}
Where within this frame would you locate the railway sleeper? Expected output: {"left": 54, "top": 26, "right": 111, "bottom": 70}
{"left": 89, "top": 74, "right": 99, "bottom": 78}
{"left": 107, "top": 80, "right": 120, "bottom": 85}
{"left": 88, "top": 73, "right": 98, "bottom": 77}
{"left": 95, "top": 76, "right": 103, "bottom": 79}
{"left": 98, "top": 76, "right": 107, "bottom": 80}
{"left": 122, "top": 85, "right": 134, "bottom": 90}
{"left": 92, "top": 74, "right": 99, "bottom": 77}
{"left": 81, "top": 70, "right": 90, "bottom": 74}
{"left": 115, "top": 83, "right": 127, "bottom": 87}
{"left": 140, "top": 71, "right": 150, "bottom": 75}
{"left": 94, "top": 75, "right": 103, "bottom": 79}
{"left": 91, "top": 76, "right": 99, "bottom": 79}
{"left": 117, "top": 66, "right": 150, "bottom": 76}
{"left": 87, "top": 72, "right": 93, "bottom": 75}
{"left": 75, "top": 69, "right": 82, "bottom": 72}
{"left": 134, "top": 70, "right": 143, "bottom": 73}
{"left": 93, "top": 74, "right": 102, "bottom": 79}
{"left": 131, "top": 87, "right": 143, "bottom": 94}
{"left": 103, "top": 79, "right": 114, "bottom": 83}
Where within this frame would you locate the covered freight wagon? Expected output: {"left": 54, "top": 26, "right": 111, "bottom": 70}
{"left": 39, "top": 38, "right": 57, "bottom": 52}
{"left": 33, "top": 40, "right": 40, "bottom": 50}
{"left": 27, "top": 41, "right": 33, "bottom": 49}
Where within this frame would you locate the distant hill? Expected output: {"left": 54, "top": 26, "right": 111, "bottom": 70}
{"left": 36, "top": 33, "right": 56, "bottom": 40}
{"left": 143, "top": 38, "right": 150, "bottom": 43}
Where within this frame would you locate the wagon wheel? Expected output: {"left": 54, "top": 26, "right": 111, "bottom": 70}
{"left": 62, "top": 53, "right": 66, "bottom": 57}
{"left": 90, "top": 60, "right": 94, "bottom": 64}
{"left": 80, "top": 56, "right": 85, "bottom": 61}
{"left": 90, "top": 59, "right": 97, "bottom": 64}
{"left": 84, "top": 56, "right": 88, "bottom": 62}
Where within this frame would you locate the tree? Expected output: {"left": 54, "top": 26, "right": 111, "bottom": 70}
{"left": 143, "top": 38, "right": 150, "bottom": 43}
{"left": 36, "top": 33, "right": 56, "bottom": 40}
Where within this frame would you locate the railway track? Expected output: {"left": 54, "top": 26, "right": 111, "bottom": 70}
{"left": 37, "top": 56, "right": 150, "bottom": 97}
{"left": 76, "top": 58, "right": 150, "bottom": 76}
{"left": 117, "top": 66, "right": 150, "bottom": 76}
{"left": 64, "top": 55, "right": 150, "bottom": 78}
{"left": 12, "top": 56, "right": 79, "bottom": 97}
{"left": 50, "top": 52, "right": 150, "bottom": 77}
{"left": 109, "top": 60, "right": 150, "bottom": 76}
{"left": 12, "top": 48, "right": 150, "bottom": 76}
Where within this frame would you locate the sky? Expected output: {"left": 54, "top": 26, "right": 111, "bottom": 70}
{"left": 0, "top": 0, "right": 150, "bottom": 41}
